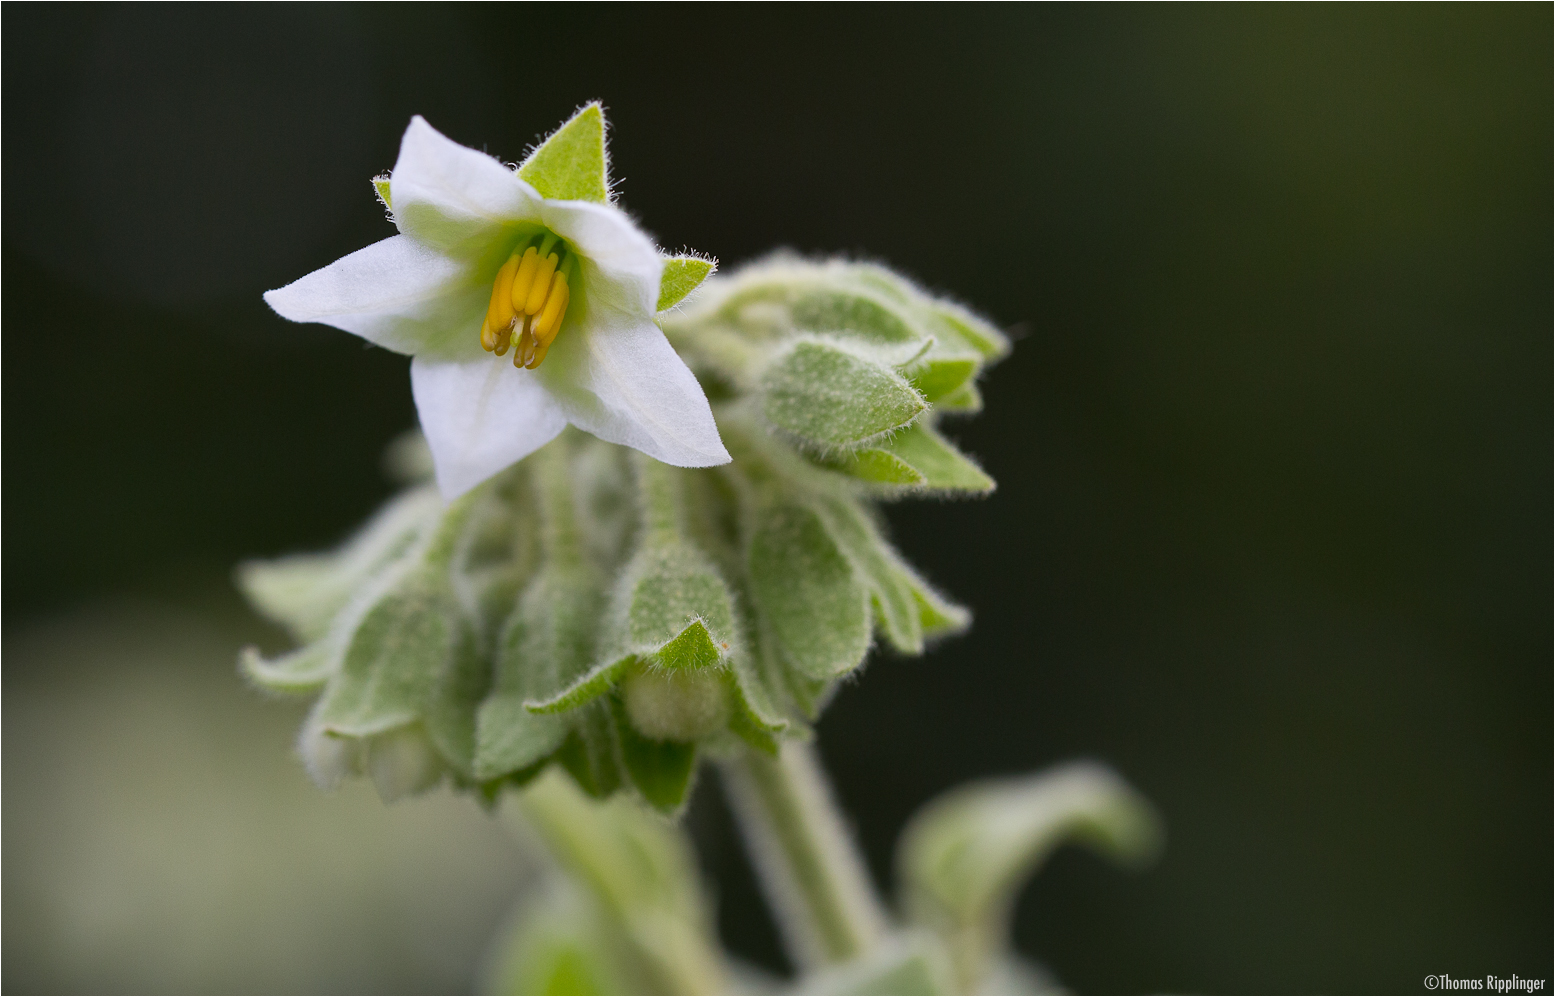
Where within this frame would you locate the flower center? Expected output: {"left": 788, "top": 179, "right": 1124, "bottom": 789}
{"left": 479, "top": 231, "right": 576, "bottom": 369}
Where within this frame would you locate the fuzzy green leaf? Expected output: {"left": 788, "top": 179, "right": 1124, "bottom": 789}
{"left": 613, "top": 698, "right": 698, "bottom": 813}
{"left": 240, "top": 642, "right": 335, "bottom": 695}
{"left": 762, "top": 341, "right": 926, "bottom": 451}
{"left": 517, "top": 103, "right": 610, "bottom": 203}
{"left": 906, "top": 358, "right": 978, "bottom": 403}
{"left": 557, "top": 702, "right": 623, "bottom": 798}
{"left": 237, "top": 487, "right": 439, "bottom": 643}
{"left": 934, "top": 381, "right": 983, "bottom": 413}
{"left": 658, "top": 256, "right": 716, "bottom": 311}
{"left": 834, "top": 423, "right": 993, "bottom": 493}
{"left": 314, "top": 571, "right": 460, "bottom": 738}
{"left": 898, "top": 762, "right": 1161, "bottom": 988}
{"left": 748, "top": 502, "right": 871, "bottom": 681}
{"left": 525, "top": 657, "right": 631, "bottom": 715}
{"left": 474, "top": 563, "right": 604, "bottom": 779}
{"left": 615, "top": 543, "right": 738, "bottom": 661}
{"left": 817, "top": 497, "right": 923, "bottom": 655}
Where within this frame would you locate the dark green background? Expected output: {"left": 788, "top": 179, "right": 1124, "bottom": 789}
{"left": 5, "top": 5, "right": 1549, "bottom": 993}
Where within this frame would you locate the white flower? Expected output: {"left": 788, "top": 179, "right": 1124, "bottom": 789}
{"left": 264, "top": 106, "right": 729, "bottom": 498}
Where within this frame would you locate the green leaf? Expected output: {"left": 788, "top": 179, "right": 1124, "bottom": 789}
{"left": 372, "top": 174, "right": 392, "bottom": 212}
{"left": 834, "top": 423, "right": 993, "bottom": 494}
{"left": 314, "top": 570, "right": 460, "bottom": 738}
{"left": 816, "top": 497, "right": 923, "bottom": 655}
{"left": 932, "top": 300, "right": 1010, "bottom": 359}
{"left": 557, "top": 702, "right": 622, "bottom": 799}
{"left": 933, "top": 380, "right": 983, "bottom": 413}
{"left": 747, "top": 501, "right": 871, "bottom": 681}
{"left": 613, "top": 543, "right": 738, "bottom": 663}
{"left": 905, "top": 357, "right": 977, "bottom": 403}
{"left": 612, "top": 697, "right": 698, "bottom": 814}
{"left": 897, "top": 762, "right": 1161, "bottom": 990}
{"left": 475, "top": 563, "right": 604, "bottom": 779}
{"left": 240, "top": 641, "right": 335, "bottom": 695}
{"left": 902, "top": 569, "right": 971, "bottom": 639}
{"left": 420, "top": 623, "right": 487, "bottom": 778}
{"left": 237, "top": 486, "right": 440, "bottom": 643}
{"left": 525, "top": 657, "right": 631, "bottom": 714}
{"left": 723, "top": 665, "right": 786, "bottom": 754}
{"left": 793, "top": 933, "right": 953, "bottom": 995}
{"left": 761, "top": 340, "right": 926, "bottom": 451}
{"left": 658, "top": 256, "right": 716, "bottom": 311}
{"left": 518, "top": 102, "right": 610, "bottom": 203}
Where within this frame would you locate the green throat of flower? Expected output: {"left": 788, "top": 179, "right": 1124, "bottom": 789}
{"left": 480, "top": 230, "right": 578, "bottom": 370}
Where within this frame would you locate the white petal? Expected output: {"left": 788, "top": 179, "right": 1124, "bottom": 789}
{"left": 538, "top": 311, "right": 731, "bottom": 468}
{"left": 540, "top": 198, "right": 661, "bottom": 312}
{"left": 411, "top": 354, "right": 568, "bottom": 499}
{"left": 390, "top": 116, "right": 541, "bottom": 259}
{"left": 264, "top": 235, "right": 484, "bottom": 357}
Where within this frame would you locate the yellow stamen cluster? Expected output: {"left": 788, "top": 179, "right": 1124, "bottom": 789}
{"left": 480, "top": 234, "right": 573, "bottom": 369}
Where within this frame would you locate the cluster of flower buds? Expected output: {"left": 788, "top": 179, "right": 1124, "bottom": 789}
{"left": 241, "top": 255, "right": 1007, "bottom": 813}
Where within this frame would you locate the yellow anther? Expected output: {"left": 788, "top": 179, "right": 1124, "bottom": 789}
{"left": 481, "top": 251, "right": 521, "bottom": 351}
{"left": 532, "top": 271, "right": 570, "bottom": 347}
{"left": 524, "top": 252, "right": 560, "bottom": 315}
{"left": 492, "top": 318, "right": 513, "bottom": 356}
{"left": 507, "top": 247, "right": 540, "bottom": 314}
{"left": 512, "top": 319, "right": 536, "bottom": 369}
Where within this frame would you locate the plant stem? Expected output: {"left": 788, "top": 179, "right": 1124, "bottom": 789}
{"left": 721, "top": 741, "right": 890, "bottom": 971}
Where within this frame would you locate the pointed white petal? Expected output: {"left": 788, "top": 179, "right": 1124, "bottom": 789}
{"left": 411, "top": 354, "right": 568, "bottom": 499}
{"left": 263, "top": 235, "right": 484, "bottom": 357}
{"left": 540, "top": 198, "right": 661, "bottom": 312}
{"left": 538, "top": 311, "right": 730, "bottom": 468}
{"left": 391, "top": 116, "right": 541, "bottom": 259}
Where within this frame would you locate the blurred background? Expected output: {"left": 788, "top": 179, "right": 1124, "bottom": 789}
{"left": 4, "top": 5, "right": 1548, "bottom": 993}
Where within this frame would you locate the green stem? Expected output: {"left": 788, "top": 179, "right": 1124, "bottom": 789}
{"left": 722, "top": 741, "right": 889, "bottom": 970}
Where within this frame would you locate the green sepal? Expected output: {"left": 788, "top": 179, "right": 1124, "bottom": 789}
{"left": 934, "top": 380, "right": 983, "bottom": 413}
{"left": 902, "top": 568, "right": 972, "bottom": 640}
{"left": 610, "top": 541, "right": 739, "bottom": 667}
{"left": 474, "top": 561, "right": 605, "bottom": 779}
{"left": 313, "top": 566, "right": 464, "bottom": 739}
{"left": 612, "top": 696, "right": 699, "bottom": 814}
{"left": 724, "top": 655, "right": 789, "bottom": 754}
{"left": 518, "top": 102, "right": 610, "bottom": 203}
{"left": 237, "top": 486, "right": 440, "bottom": 644}
{"left": 658, "top": 255, "right": 717, "bottom": 311}
{"left": 816, "top": 496, "right": 923, "bottom": 655}
{"left": 240, "top": 641, "right": 334, "bottom": 695}
{"left": 747, "top": 500, "right": 871, "bottom": 681}
{"left": 761, "top": 340, "right": 926, "bottom": 452}
{"left": 930, "top": 299, "right": 1010, "bottom": 360}
{"left": 715, "top": 271, "right": 925, "bottom": 345}
{"left": 557, "top": 701, "right": 623, "bottom": 798}
{"left": 905, "top": 357, "right": 977, "bottom": 403}
{"left": 372, "top": 175, "right": 392, "bottom": 212}
{"left": 524, "top": 656, "right": 631, "bottom": 714}
{"left": 829, "top": 422, "right": 994, "bottom": 494}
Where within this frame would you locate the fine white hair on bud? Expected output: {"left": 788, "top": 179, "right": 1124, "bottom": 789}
{"left": 622, "top": 667, "right": 730, "bottom": 742}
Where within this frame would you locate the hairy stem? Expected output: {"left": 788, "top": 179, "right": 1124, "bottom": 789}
{"left": 721, "top": 741, "right": 890, "bottom": 970}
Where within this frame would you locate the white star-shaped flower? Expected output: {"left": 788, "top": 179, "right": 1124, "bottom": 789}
{"left": 264, "top": 104, "right": 729, "bottom": 498}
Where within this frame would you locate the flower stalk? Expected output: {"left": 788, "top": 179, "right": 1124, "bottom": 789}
{"left": 721, "top": 741, "right": 890, "bottom": 970}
